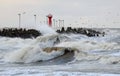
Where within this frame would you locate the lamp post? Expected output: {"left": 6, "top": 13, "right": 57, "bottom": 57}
{"left": 53, "top": 19, "right": 55, "bottom": 28}
{"left": 56, "top": 20, "right": 58, "bottom": 28}
{"left": 34, "top": 14, "right": 36, "bottom": 26}
{"left": 62, "top": 20, "right": 64, "bottom": 27}
{"left": 18, "top": 13, "right": 21, "bottom": 28}
{"left": 58, "top": 19, "right": 61, "bottom": 28}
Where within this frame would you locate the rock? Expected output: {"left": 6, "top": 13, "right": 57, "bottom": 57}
{"left": 0, "top": 28, "right": 41, "bottom": 38}
{"left": 43, "top": 47, "right": 78, "bottom": 53}
{"left": 56, "top": 27, "right": 105, "bottom": 37}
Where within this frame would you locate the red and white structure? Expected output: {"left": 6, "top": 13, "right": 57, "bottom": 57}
{"left": 46, "top": 14, "right": 53, "bottom": 27}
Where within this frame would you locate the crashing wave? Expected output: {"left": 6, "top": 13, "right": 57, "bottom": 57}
{"left": 3, "top": 33, "right": 120, "bottom": 64}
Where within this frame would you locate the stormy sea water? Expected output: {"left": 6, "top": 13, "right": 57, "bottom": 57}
{"left": 0, "top": 25, "right": 120, "bottom": 76}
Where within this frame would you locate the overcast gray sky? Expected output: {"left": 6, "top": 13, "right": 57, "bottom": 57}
{"left": 0, "top": 0, "right": 120, "bottom": 28}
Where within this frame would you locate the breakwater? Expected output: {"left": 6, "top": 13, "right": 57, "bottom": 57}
{"left": 56, "top": 27, "right": 105, "bottom": 37}
{"left": 0, "top": 27, "right": 105, "bottom": 38}
{"left": 0, "top": 28, "right": 41, "bottom": 38}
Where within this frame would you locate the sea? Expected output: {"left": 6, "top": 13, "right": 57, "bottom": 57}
{"left": 0, "top": 25, "right": 120, "bottom": 76}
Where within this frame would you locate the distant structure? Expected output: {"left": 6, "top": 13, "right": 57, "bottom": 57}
{"left": 46, "top": 14, "right": 53, "bottom": 27}
{"left": 18, "top": 13, "right": 21, "bottom": 28}
{"left": 34, "top": 14, "right": 37, "bottom": 26}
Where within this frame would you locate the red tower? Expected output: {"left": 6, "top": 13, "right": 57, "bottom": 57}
{"left": 47, "top": 14, "right": 53, "bottom": 27}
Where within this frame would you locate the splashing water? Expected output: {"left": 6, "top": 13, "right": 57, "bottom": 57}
{"left": 0, "top": 26, "right": 120, "bottom": 75}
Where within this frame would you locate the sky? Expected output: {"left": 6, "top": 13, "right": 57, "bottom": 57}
{"left": 0, "top": 0, "right": 120, "bottom": 28}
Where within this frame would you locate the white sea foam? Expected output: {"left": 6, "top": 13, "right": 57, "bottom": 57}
{"left": 3, "top": 34, "right": 70, "bottom": 63}
{"left": 74, "top": 51, "right": 120, "bottom": 64}
{"left": 0, "top": 27, "right": 120, "bottom": 75}
{"left": 56, "top": 40, "right": 120, "bottom": 64}
{"left": 56, "top": 40, "right": 120, "bottom": 52}
{"left": 4, "top": 44, "right": 64, "bottom": 63}
{"left": 3, "top": 31, "right": 120, "bottom": 64}
{"left": 35, "top": 24, "right": 57, "bottom": 35}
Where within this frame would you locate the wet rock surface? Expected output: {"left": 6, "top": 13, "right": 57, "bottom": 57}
{"left": 0, "top": 28, "right": 41, "bottom": 38}
{"left": 0, "top": 27, "right": 105, "bottom": 38}
{"left": 56, "top": 27, "right": 105, "bottom": 37}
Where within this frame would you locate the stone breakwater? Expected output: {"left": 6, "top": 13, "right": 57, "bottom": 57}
{"left": 0, "top": 27, "right": 105, "bottom": 38}
{"left": 0, "top": 28, "right": 41, "bottom": 38}
{"left": 56, "top": 27, "right": 105, "bottom": 37}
